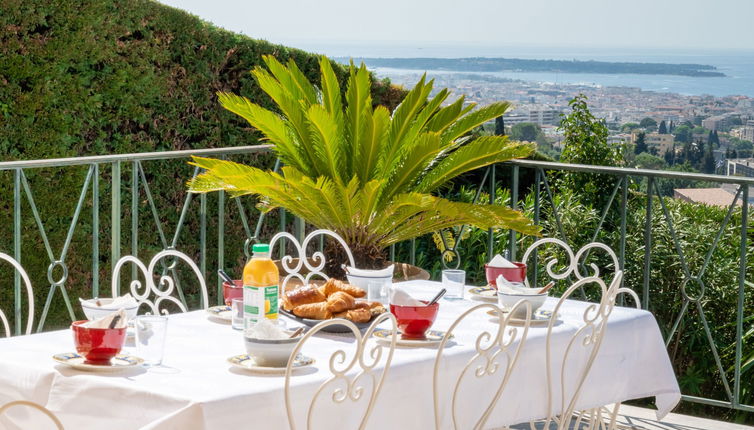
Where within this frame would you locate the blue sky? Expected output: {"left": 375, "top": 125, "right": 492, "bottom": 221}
{"left": 159, "top": 0, "right": 754, "bottom": 51}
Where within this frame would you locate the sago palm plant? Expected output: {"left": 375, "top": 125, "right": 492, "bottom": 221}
{"left": 188, "top": 55, "right": 539, "bottom": 270}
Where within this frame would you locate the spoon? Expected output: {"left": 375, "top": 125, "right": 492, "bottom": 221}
{"left": 537, "top": 281, "right": 555, "bottom": 294}
{"left": 289, "top": 327, "right": 305, "bottom": 338}
{"left": 108, "top": 315, "right": 121, "bottom": 329}
{"left": 218, "top": 269, "right": 235, "bottom": 284}
{"left": 427, "top": 288, "right": 447, "bottom": 306}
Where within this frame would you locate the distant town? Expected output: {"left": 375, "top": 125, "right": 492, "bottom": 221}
{"left": 372, "top": 68, "right": 754, "bottom": 207}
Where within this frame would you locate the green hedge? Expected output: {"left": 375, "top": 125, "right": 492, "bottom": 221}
{"left": 0, "top": 0, "right": 404, "bottom": 331}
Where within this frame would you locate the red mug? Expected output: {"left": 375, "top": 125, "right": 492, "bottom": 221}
{"left": 71, "top": 320, "right": 127, "bottom": 365}
{"left": 223, "top": 280, "right": 244, "bottom": 306}
{"left": 485, "top": 262, "right": 527, "bottom": 288}
{"left": 390, "top": 301, "right": 440, "bottom": 339}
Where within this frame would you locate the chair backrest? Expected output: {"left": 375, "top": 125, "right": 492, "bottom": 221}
{"left": 269, "top": 229, "right": 355, "bottom": 293}
{"left": 542, "top": 271, "right": 626, "bottom": 430}
{"left": 521, "top": 239, "right": 621, "bottom": 288}
{"left": 0, "top": 400, "right": 64, "bottom": 429}
{"left": 111, "top": 249, "right": 208, "bottom": 315}
{"left": 433, "top": 301, "right": 532, "bottom": 430}
{"left": 284, "top": 312, "right": 396, "bottom": 430}
{"left": 0, "top": 252, "right": 34, "bottom": 337}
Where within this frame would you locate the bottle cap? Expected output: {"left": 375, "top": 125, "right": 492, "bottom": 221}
{"left": 252, "top": 243, "right": 270, "bottom": 254}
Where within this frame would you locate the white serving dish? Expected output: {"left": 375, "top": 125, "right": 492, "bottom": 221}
{"left": 243, "top": 330, "right": 302, "bottom": 367}
{"left": 497, "top": 288, "right": 548, "bottom": 318}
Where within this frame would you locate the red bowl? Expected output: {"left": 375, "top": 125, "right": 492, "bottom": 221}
{"left": 390, "top": 301, "right": 440, "bottom": 339}
{"left": 223, "top": 280, "right": 244, "bottom": 306}
{"left": 485, "top": 262, "right": 527, "bottom": 288}
{"left": 71, "top": 320, "right": 127, "bottom": 365}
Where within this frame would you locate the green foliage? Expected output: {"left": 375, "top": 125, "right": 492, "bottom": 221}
{"left": 659, "top": 120, "right": 668, "bottom": 134}
{"left": 0, "top": 0, "right": 404, "bottom": 329}
{"left": 674, "top": 125, "right": 693, "bottom": 144}
{"left": 510, "top": 122, "right": 542, "bottom": 142}
{"left": 640, "top": 117, "right": 658, "bottom": 130}
{"left": 635, "top": 152, "right": 666, "bottom": 170}
{"left": 634, "top": 132, "right": 648, "bottom": 154}
{"left": 188, "top": 57, "right": 539, "bottom": 268}
{"left": 621, "top": 122, "right": 640, "bottom": 132}
{"left": 559, "top": 94, "right": 622, "bottom": 206}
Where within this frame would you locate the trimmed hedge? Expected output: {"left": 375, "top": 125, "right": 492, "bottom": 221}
{"left": 0, "top": 0, "right": 404, "bottom": 330}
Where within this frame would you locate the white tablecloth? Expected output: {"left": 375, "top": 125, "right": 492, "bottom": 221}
{"left": 0, "top": 281, "right": 680, "bottom": 429}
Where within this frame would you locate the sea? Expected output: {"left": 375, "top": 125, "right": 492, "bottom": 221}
{"left": 288, "top": 42, "right": 754, "bottom": 98}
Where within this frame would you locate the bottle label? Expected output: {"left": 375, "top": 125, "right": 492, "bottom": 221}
{"left": 243, "top": 285, "right": 278, "bottom": 326}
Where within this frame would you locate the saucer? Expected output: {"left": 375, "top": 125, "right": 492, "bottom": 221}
{"left": 52, "top": 352, "right": 143, "bottom": 372}
{"left": 373, "top": 329, "right": 452, "bottom": 347}
{"left": 207, "top": 305, "right": 232, "bottom": 322}
{"left": 486, "top": 309, "right": 558, "bottom": 327}
{"left": 468, "top": 286, "right": 497, "bottom": 302}
{"left": 227, "top": 354, "right": 315, "bottom": 374}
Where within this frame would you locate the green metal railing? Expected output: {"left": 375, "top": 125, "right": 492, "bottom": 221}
{"left": 1, "top": 145, "right": 275, "bottom": 333}
{"left": 2, "top": 146, "right": 752, "bottom": 415}
{"left": 434, "top": 159, "right": 754, "bottom": 414}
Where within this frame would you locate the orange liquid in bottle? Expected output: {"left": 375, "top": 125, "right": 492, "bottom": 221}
{"left": 242, "top": 244, "right": 279, "bottom": 324}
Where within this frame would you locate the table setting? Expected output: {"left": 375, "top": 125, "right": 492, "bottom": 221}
{"left": 0, "top": 241, "right": 681, "bottom": 430}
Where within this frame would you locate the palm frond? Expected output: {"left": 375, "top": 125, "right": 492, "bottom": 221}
{"left": 345, "top": 62, "right": 372, "bottom": 178}
{"left": 306, "top": 104, "right": 344, "bottom": 184}
{"left": 416, "top": 136, "right": 534, "bottom": 193}
{"left": 441, "top": 101, "right": 512, "bottom": 144}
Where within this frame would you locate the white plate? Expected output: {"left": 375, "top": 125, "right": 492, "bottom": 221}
{"left": 486, "top": 309, "right": 558, "bottom": 327}
{"left": 207, "top": 305, "right": 232, "bottom": 322}
{"left": 373, "top": 329, "right": 452, "bottom": 347}
{"left": 52, "top": 353, "right": 143, "bottom": 372}
{"left": 227, "top": 354, "right": 315, "bottom": 374}
{"left": 468, "top": 286, "right": 497, "bottom": 302}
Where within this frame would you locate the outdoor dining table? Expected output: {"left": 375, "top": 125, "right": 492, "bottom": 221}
{"left": 0, "top": 280, "right": 680, "bottom": 429}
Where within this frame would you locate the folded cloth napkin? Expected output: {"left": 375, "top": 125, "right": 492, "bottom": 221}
{"left": 488, "top": 254, "right": 517, "bottom": 268}
{"left": 82, "top": 309, "right": 128, "bottom": 329}
{"left": 389, "top": 287, "right": 425, "bottom": 306}
{"left": 79, "top": 293, "right": 137, "bottom": 309}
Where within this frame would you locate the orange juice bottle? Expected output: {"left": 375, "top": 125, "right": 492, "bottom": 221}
{"left": 243, "top": 243, "right": 279, "bottom": 326}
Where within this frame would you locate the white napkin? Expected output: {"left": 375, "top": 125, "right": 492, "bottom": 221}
{"left": 496, "top": 276, "right": 541, "bottom": 295}
{"left": 81, "top": 309, "right": 128, "bottom": 328}
{"left": 79, "top": 294, "right": 138, "bottom": 309}
{"left": 488, "top": 254, "right": 517, "bottom": 268}
{"left": 389, "top": 287, "right": 425, "bottom": 306}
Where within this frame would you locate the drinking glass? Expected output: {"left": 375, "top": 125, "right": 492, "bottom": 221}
{"left": 231, "top": 298, "right": 244, "bottom": 330}
{"left": 135, "top": 315, "right": 168, "bottom": 366}
{"left": 442, "top": 269, "right": 466, "bottom": 300}
{"left": 367, "top": 278, "right": 391, "bottom": 305}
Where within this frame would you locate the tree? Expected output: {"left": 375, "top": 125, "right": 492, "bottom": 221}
{"left": 634, "top": 132, "right": 648, "bottom": 154}
{"left": 640, "top": 117, "right": 658, "bottom": 130}
{"left": 668, "top": 120, "right": 674, "bottom": 133}
{"left": 635, "top": 152, "right": 666, "bottom": 170}
{"left": 495, "top": 116, "right": 506, "bottom": 136}
{"left": 674, "top": 125, "right": 692, "bottom": 143}
{"left": 511, "top": 122, "right": 541, "bottom": 142}
{"left": 189, "top": 56, "right": 539, "bottom": 270}
{"left": 621, "top": 122, "right": 640, "bottom": 132}
{"left": 559, "top": 94, "right": 621, "bottom": 207}
{"left": 664, "top": 148, "right": 675, "bottom": 165}
{"left": 658, "top": 120, "right": 668, "bottom": 134}
{"left": 702, "top": 142, "right": 716, "bottom": 173}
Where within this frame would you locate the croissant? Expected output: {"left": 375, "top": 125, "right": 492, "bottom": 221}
{"left": 325, "top": 291, "right": 355, "bottom": 313}
{"left": 284, "top": 285, "right": 327, "bottom": 310}
{"left": 292, "top": 302, "right": 331, "bottom": 320}
{"left": 334, "top": 307, "right": 372, "bottom": 323}
{"left": 323, "top": 278, "right": 366, "bottom": 298}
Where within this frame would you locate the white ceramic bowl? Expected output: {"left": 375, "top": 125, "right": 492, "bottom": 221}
{"left": 80, "top": 298, "right": 139, "bottom": 322}
{"left": 244, "top": 331, "right": 301, "bottom": 367}
{"left": 497, "top": 289, "right": 547, "bottom": 318}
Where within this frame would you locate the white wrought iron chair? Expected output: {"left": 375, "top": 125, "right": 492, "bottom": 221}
{"left": 0, "top": 252, "right": 34, "bottom": 337}
{"left": 0, "top": 400, "right": 64, "bottom": 430}
{"left": 520, "top": 238, "right": 622, "bottom": 289}
{"left": 111, "top": 249, "right": 209, "bottom": 315}
{"left": 269, "top": 229, "right": 356, "bottom": 293}
{"left": 433, "top": 301, "right": 533, "bottom": 430}
{"left": 284, "top": 312, "right": 397, "bottom": 430}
